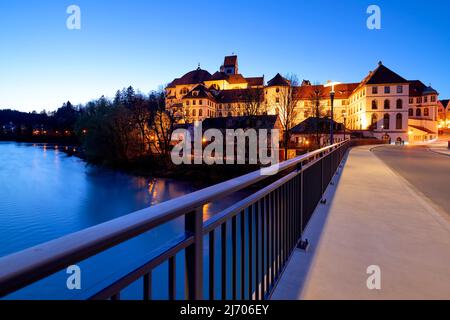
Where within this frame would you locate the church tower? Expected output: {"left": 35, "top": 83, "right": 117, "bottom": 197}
{"left": 220, "top": 55, "right": 239, "bottom": 75}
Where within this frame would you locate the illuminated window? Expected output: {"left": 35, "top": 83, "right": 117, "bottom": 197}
{"left": 371, "top": 114, "right": 378, "bottom": 129}
{"left": 424, "top": 108, "right": 429, "bottom": 117}
{"left": 372, "top": 100, "right": 378, "bottom": 110}
{"left": 383, "top": 114, "right": 390, "bottom": 130}
{"left": 396, "top": 114, "right": 402, "bottom": 129}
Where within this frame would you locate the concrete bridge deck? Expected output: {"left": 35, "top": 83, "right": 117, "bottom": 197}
{"left": 272, "top": 145, "right": 450, "bottom": 300}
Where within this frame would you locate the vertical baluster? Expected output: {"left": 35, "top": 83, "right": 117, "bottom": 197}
{"left": 275, "top": 188, "right": 280, "bottom": 278}
{"left": 255, "top": 200, "right": 260, "bottom": 300}
{"left": 280, "top": 185, "right": 284, "bottom": 267}
{"left": 221, "top": 222, "right": 227, "bottom": 300}
{"left": 232, "top": 216, "right": 237, "bottom": 300}
{"left": 261, "top": 197, "right": 266, "bottom": 299}
{"left": 169, "top": 256, "right": 176, "bottom": 300}
{"left": 209, "top": 230, "right": 215, "bottom": 300}
{"left": 248, "top": 204, "right": 253, "bottom": 300}
{"left": 265, "top": 195, "right": 270, "bottom": 298}
{"left": 272, "top": 190, "right": 276, "bottom": 286}
{"left": 185, "top": 208, "right": 204, "bottom": 300}
{"left": 143, "top": 272, "right": 152, "bottom": 300}
{"left": 240, "top": 210, "right": 246, "bottom": 300}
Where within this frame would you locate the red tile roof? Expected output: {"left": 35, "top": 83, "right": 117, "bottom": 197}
{"left": 293, "top": 83, "right": 359, "bottom": 100}
{"left": 223, "top": 55, "right": 238, "bottom": 67}
{"left": 267, "top": 73, "right": 290, "bottom": 87}
{"left": 246, "top": 77, "right": 264, "bottom": 87}
{"left": 167, "top": 68, "right": 212, "bottom": 87}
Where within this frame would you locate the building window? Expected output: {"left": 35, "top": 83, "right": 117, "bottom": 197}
{"left": 417, "top": 97, "right": 422, "bottom": 104}
{"left": 431, "top": 96, "right": 436, "bottom": 102}
{"left": 372, "top": 100, "right": 378, "bottom": 110}
{"left": 424, "top": 108, "right": 429, "bottom": 117}
{"left": 383, "top": 114, "right": 390, "bottom": 130}
{"left": 193, "top": 100, "right": 196, "bottom": 105}
{"left": 396, "top": 114, "right": 402, "bottom": 129}
{"left": 385, "top": 86, "right": 391, "bottom": 94}
{"left": 424, "top": 96, "right": 428, "bottom": 103}
{"left": 199, "top": 100, "right": 203, "bottom": 105}
{"left": 416, "top": 108, "right": 421, "bottom": 117}
{"left": 372, "top": 87, "right": 378, "bottom": 94}
{"left": 276, "top": 97, "right": 280, "bottom": 103}
{"left": 186, "top": 101, "right": 190, "bottom": 106}
{"left": 396, "top": 99, "right": 403, "bottom": 109}
{"left": 384, "top": 99, "right": 390, "bottom": 109}
{"left": 408, "top": 108, "right": 413, "bottom": 116}
{"left": 397, "top": 86, "right": 403, "bottom": 94}
{"left": 199, "top": 109, "right": 203, "bottom": 117}
{"left": 371, "top": 114, "right": 378, "bottom": 129}
{"left": 192, "top": 109, "right": 197, "bottom": 117}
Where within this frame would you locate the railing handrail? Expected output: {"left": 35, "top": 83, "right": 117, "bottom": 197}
{"left": 0, "top": 140, "right": 349, "bottom": 298}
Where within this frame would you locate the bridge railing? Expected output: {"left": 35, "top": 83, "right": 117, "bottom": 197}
{"left": 0, "top": 140, "right": 350, "bottom": 300}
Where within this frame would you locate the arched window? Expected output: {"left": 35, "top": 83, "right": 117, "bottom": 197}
{"left": 424, "top": 108, "right": 429, "bottom": 117}
{"left": 371, "top": 114, "right": 378, "bottom": 129}
{"left": 408, "top": 108, "right": 413, "bottom": 117}
{"left": 416, "top": 108, "right": 421, "bottom": 117}
{"left": 396, "top": 113, "right": 402, "bottom": 129}
{"left": 384, "top": 100, "right": 390, "bottom": 109}
{"left": 383, "top": 114, "right": 390, "bottom": 130}
{"left": 219, "top": 112, "right": 223, "bottom": 117}
{"left": 396, "top": 99, "right": 403, "bottom": 109}
{"left": 192, "top": 109, "right": 197, "bottom": 117}
{"left": 199, "top": 109, "right": 203, "bottom": 117}
{"left": 372, "top": 100, "right": 378, "bottom": 110}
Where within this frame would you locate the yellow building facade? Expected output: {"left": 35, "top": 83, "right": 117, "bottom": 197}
{"left": 166, "top": 56, "right": 440, "bottom": 143}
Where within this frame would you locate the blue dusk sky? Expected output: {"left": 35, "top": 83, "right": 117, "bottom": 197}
{"left": 0, "top": 0, "right": 449, "bottom": 112}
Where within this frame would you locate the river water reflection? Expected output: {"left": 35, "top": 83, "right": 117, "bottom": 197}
{"left": 0, "top": 142, "right": 251, "bottom": 299}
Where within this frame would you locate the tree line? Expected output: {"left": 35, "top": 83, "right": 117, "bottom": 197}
{"left": 0, "top": 86, "right": 175, "bottom": 167}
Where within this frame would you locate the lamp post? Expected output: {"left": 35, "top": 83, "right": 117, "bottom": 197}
{"left": 342, "top": 110, "right": 348, "bottom": 140}
{"left": 324, "top": 81, "right": 341, "bottom": 145}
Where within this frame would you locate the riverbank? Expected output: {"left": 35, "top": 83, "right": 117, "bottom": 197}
{"left": 5, "top": 139, "right": 260, "bottom": 187}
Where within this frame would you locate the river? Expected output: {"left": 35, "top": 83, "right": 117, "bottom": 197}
{"left": 0, "top": 142, "right": 251, "bottom": 299}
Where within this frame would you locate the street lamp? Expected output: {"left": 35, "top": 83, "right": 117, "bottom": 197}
{"left": 324, "top": 81, "right": 341, "bottom": 145}
{"left": 342, "top": 110, "right": 348, "bottom": 140}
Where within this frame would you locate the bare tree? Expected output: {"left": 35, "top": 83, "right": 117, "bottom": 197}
{"left": 149, "top": 93, "right": 176, "bottom": 163}
{"left": 308, "top": 84, "right": 327, "bottom": 148}
{"left": 277, "top": 74, "right": 300, "bottom": 159}
{"left": 242, "top": 87, "right": 266, "bottom": 116}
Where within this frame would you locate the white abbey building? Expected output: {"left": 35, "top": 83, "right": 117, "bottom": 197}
{"left": 166, "top": 56, "right": 439, "bottom": 144}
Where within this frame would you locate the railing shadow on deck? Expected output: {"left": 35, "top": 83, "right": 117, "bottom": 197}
{"left": 0, "top": 140, "right": 350, "bottom": 300}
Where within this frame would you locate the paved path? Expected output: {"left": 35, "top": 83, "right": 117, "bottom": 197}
{"left": 373, "top": 145, "right": 450, "bottom": 215}
{"left": 272, "top": 146, "right": 450, "bottom": 300}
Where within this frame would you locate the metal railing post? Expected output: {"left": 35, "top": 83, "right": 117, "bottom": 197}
{"left": 185, "top": 208, "right": 204, "bottom": 300}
